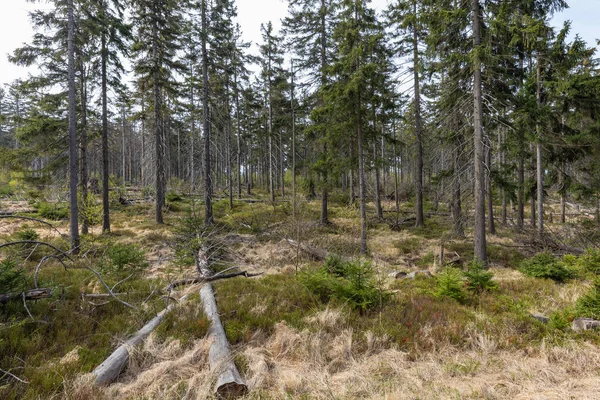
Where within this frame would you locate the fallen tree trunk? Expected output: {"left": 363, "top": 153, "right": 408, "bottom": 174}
{"left": 285, "top": 239, "right": 330, "bottom": 261}
{"left": 92, "top": 294, "right": 190, "bottom": 385}
{"left": 0, "top": 288, "right": 52, "bottom": 304}
{"left": 200, "top": 283, "right": 247, "bottom": 398}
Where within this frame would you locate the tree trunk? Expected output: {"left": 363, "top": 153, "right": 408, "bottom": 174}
{"left": 200, "top": 283, "right": 248, "bottom": 398}
{"left": 93, "top": 294, "right": 191, "bottom": 385}
{"left": 67, "top": 0, "right": 79, "bottom": 252}
{"left": 452, "top": 131, "right": 464, "bottom": 237}
{"left": 486, "top": 134, "right": 496, "bottom": 234}
{"left": 291, "top": 60, "right": 296, "bottom": 217}
{"left": 202, "top": 0, "right": 213, "bottom": 225}
{"left": 374, "top": 138, "right": 383, "bottom": 220}
{"left": 152, "top": 10, "right": 165, "bottom": 225}
{"left": 472, "top": 0, "right": 487, "bottom": 262}
{"left": 536, "top": 56, "right": 544, "bottom": 235}
{"left": 79, "top": 60, "right": 89, "bottom": 235}
{"left": 413, "top": 0, "right": 424, "bottom": 228}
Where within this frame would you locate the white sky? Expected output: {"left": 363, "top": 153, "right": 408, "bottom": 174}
{"left": 0, "top": 0, "right": 597, "bottom": 86}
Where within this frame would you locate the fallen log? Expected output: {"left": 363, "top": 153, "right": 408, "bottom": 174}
{"left": 92, "top": 293, "right": 190, "bottom": 385}
{"left": 572, "top": 318, "right": 600, "bottom": 332}
{"left": 285, "top": 239, "right": 329, "bottom": 261}
{"left": 200, "top": 283, "right": 247, "bottom": 398}
{"left": 0, "top": 288, "right": 52, "bottom": 305}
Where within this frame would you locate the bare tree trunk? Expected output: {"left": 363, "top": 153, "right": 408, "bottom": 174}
{"left": 472, "top": 0, "right": 486, "bottom": 262}
{"left": 486, "top": 134, "right": 496, "bottom": 234}
{"left": 319, "top": 0, "right": 329, "bottom": 225}
{"left": 153, "top": 15, "right": 165, "bottom": 225}
{"left": 235, "top": 66, "right": 242, "bottom": 199}
{"left": 393, "top": 120, "right": 399, "bottom": 214}
{"left": 102, "top": 3, "right": 111, "bottom": 231}
{"left": 291, "top": 60, "right": 296, "bottom": 217}
{"left": 200, "top": 284, "right": 248, "bottom": 397}
{"left": 536, "top": 56, "right": 544, "bottom": 235}
{"left": 358, "top": 94, "right": 367, "bottom": 254}
{"left": 374, "top": 137, "right": 383, "bottom": 220}
{"left": 67, "top": 0, "right": 79, "bottom": 251}
{"left": 78, "top": 60, "right": 89, "bottom": 235}
{"left": 202, "top": 0, "right": 213, "bottom": 225}
{"left": 413, "top": 0, "right": 424, "bottom": 228}
{"left": 452, "top": 128, "right": 464, "bottom": 237}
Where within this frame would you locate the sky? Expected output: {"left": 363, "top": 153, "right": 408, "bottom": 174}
{"left": 0, "top": 0, "right": 597, "bottom": 86}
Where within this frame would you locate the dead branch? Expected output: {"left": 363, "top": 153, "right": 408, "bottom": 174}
{"left": 0, "top": 241, "right": 74, "bottom": 262}
{"left": 0, "top": 215, "right": 63, "bottom": 236}
{"left": 0, "top": 367, "right": 29, "bottom": 384}
{"left": 83, "top": 266, "right": 137, "bottom": 310}
{"left": 0, "top": 288, "right": 52, "bottom": 305}
{"left": 33, "top": 255, "right": 70, "bottom": 289}
{"left": 163, "top": 271, "right": 263, "bottom": 292}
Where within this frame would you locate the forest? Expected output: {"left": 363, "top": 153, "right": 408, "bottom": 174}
{"left": 1, "top": 0, "right": 600, "bottom": 398}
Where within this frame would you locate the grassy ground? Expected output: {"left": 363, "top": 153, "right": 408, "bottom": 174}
{"left": 1, "top": 187, "right": 600, "bottom": 399}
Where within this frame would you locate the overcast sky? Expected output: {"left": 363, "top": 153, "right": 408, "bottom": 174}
{"left": 0, "top": 0, "right": 597, "bottom": 86}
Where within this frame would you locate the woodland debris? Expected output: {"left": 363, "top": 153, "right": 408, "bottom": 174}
{"left": 389, "top": 270, "right": 433, "bottom": 280}
{"left": 572, "top": 318, "right": 600, "bottom": 332}
{"left": 92, "top": 293, "right": 191, "bottom": 385}
{"left": 200, "top": 283, "right": 247, "bottom": 398}
{"left": 0, "top": 288, "right": 52, "bottom": 305}
{"left": 531, "top": 314, "right": 550, "bottom": 324}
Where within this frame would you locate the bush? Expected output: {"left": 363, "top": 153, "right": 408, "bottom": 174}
{"left": 104, "top": 243, "right": 148, "bottom": 273}
{"left": 0, "top": 259, "right": 27, "bottom": 293}
{"left": 575, "top": 280, "right": 600, "bottom": 319}
{"left": 78, "top": 192, "right": 102, "bottom": 227}
{"left": 518, "top": 253, "right": 574, "bottom": 282}
{"left": 463, "top": 260, "right": 498, "bottom": 295}
{"left": 435, "top": 267, "right": 467, "bottom": 303}
{"left": 36, "top": 201, "right": 69, "bottom": 221}
{"left": 301, "top": 255, "right": 388, "bottom": 312}
{"left": 166, "top": 190, "right": 183, "bottom": 202}
{"left": 14, "top": 227, "right": 39, "bottom": 242}
{"left": 571, "top": 249, "right": 600, "bottom": 275}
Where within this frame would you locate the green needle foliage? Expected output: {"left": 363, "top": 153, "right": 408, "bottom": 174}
{"left": 435, "top": 267, "right": 467, "bottom": 303}
{"left": 519, "top": 252, "right": 574, "bottom": 282}
{"left": 464, "top": 259, "right": 499, "bottom": 295}
{"left": 301, "top": 255, "right": 388, "bottom": 312}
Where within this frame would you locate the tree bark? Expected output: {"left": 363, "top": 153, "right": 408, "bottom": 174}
{"left": 93, "top": 294, "right": 191, "bottom": 385}
{"left": 67, "top": 0, "right": 79, "bottom": 252}
{"left": 413, "top": 0, "right": 424, "bottom": 228}
{"left": 536, "top": 55, "right": 544, "bottom": 235}
{"left": 200, "top": 283, "right": 248, "bottom": 398}
{"left": 472, "top": 0, "right": 487, "bottom": 262}
{"left": 202, "top": 0, "right": 213, "bottom": 225}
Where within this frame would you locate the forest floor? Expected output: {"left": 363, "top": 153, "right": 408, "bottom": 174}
{"left": 1, "top": 189, "right": 600, "bottom": 399}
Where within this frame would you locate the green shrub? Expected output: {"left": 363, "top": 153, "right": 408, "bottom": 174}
{"left": 166, "top": 190, "right": 183, "bottom": 202}
{"left": 301, "top": 256, "right": 388, "bottom": 312}
{"left": 572, "top": 249, "right": 600, "bottom": 275}
{"left": 575, "top": 280, "right": 600, "bottom": 319}
{"left": 0, "top": 259, "right": 27, "bottom": 293}
{"left": 463, "top": 260, "right": 498, "bottom": 295}
{"left": 36, "top": 201, "right": 69, "bottom": 221}
{"left": 105, "top": 243, "right": 148, "bottom": 273}
{"left": 435, "top": 267, "right": 467, "bottom": 303}
{"left": 518, "top": 253, "right": 574, "bottom": 282}
{"left": 78, "top": 192, "right": 102, "bottom": 226}
{"left": 14, "top": 227, "right": 39, "bottom": 242}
